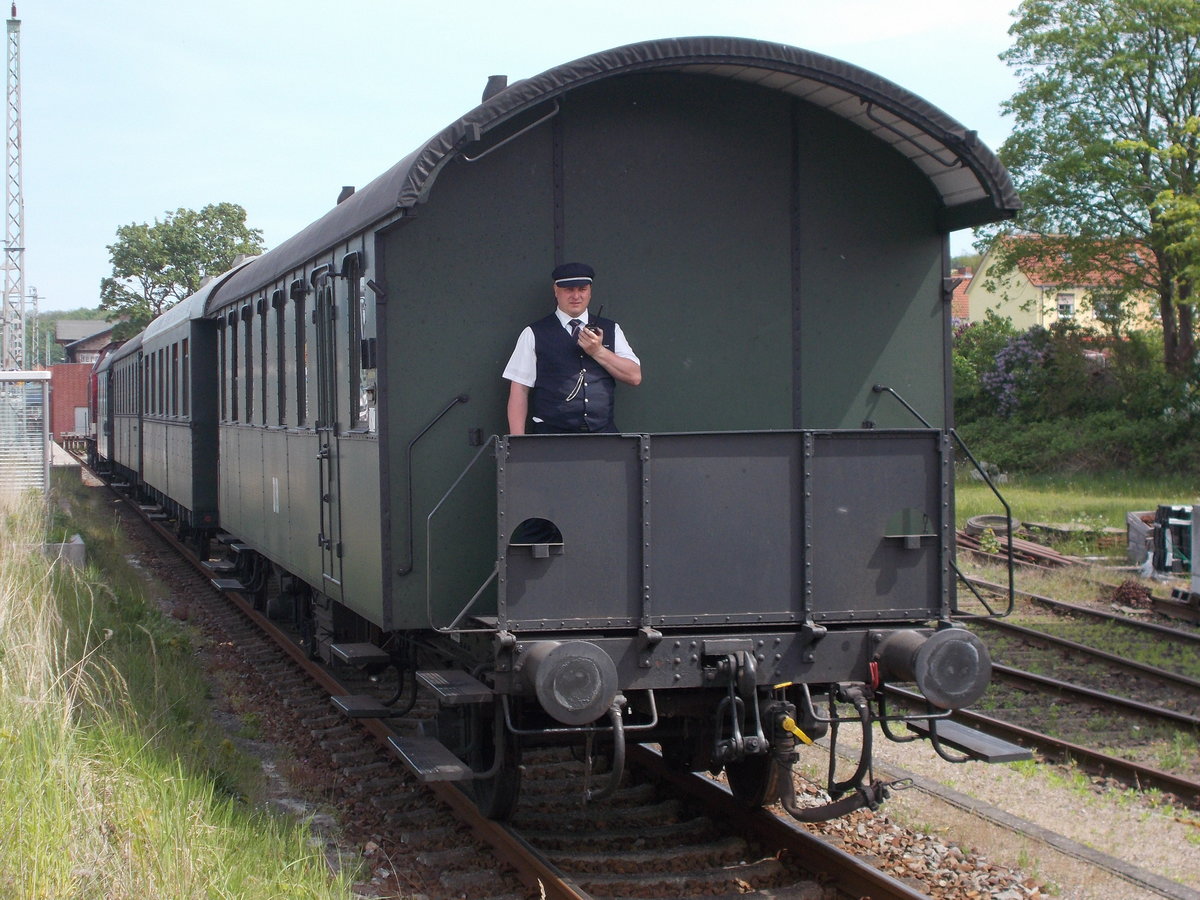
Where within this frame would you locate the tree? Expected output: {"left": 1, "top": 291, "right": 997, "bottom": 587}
{"left": 991, "top": 0, "right": 1200, "bottom": 376}
{"left": 100, "top": 203, "right": 265, "bottom": 338}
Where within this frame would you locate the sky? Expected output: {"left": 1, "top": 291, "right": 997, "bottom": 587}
{"left": 18, "top": 0, "right": 1022, "bottom": 313}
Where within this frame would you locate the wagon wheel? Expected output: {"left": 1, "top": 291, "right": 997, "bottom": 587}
{"left": 470, "top": 706, "right": 522, "bottom": 820}
{"left": 725, "top": 753, "right": 783, "bottom": 808}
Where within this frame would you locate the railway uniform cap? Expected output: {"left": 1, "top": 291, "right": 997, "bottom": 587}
{"left": 552, "top": 262, "right": 594, "bottom": 287}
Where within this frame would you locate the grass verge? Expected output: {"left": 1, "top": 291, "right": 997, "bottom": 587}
{"left": 0, "top": 471, "right": 357, "bottom": 899}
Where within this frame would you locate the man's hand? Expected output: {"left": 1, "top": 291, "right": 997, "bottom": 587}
{"left": 577, "top": 325, "right": 604, "bottom": 356}
{"left": 577, "top": 327, "right": 642, "bottom": 386}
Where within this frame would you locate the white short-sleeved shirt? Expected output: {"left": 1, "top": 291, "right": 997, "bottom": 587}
{"left": 502, "top": 308, "right": 640, "bottom": 388}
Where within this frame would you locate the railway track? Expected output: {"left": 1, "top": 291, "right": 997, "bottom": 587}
{"left": 893, "top": 690, "right": 1200, "bottom": 809}
{"left": 934, "top": 576, "right": 1200, "bottom": 807}
{"left": 91, "top": 465, "right": 941, "bottom": 900}
{"left": 977, "top": 618, "right": 1200, "bottom": 718}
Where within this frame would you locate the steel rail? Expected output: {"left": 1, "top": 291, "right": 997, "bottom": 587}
{"left": 965, "top": 576, "right": 1200, "bottom": 642}
{"left": 991, "top": 664, "right": 1200, "bottom": 728}
{"left": 101, "top": 472, "right": 939, "bottom": 900}
{"left": 627, "top": 744, "right": 930, "bottom": 900}
{"left": 887, "top": 687, "right": 1200, "bottom": 808}
{"left": 99, "top": 476, "right": 590, "bottom": 900}
{"left": 974, "top": 617, "right": 1200, "bottom": 694}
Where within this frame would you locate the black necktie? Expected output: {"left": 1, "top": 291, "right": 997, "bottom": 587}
{"left": 568, "top": 318, "right": 582, "bottom": 339}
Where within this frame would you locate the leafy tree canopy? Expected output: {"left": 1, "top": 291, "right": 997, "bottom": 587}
{"left": 100, "top": 203, "right": 265, "bottom": 339}
{"left": 988, "top": 0, "right": 1200, "bottom": 375}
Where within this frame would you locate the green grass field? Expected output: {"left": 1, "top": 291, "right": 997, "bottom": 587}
{"left": 956, "top": 471, "right": 1199, "bottom": 532}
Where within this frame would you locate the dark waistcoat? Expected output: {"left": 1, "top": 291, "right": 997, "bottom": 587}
{"left": 529, "top": 313, "right": 618, "bottom": 433}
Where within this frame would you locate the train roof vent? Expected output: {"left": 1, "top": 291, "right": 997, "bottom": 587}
{"left": 482, "top": 75, "right": 507, "bottom": 101}
{"left": 337, "top": 185, "right": 355, "bottom": 204}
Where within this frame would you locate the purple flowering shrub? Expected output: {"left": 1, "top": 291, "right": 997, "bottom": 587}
{"left": 980, "top": 326, "right": 1052, "bottom": 416}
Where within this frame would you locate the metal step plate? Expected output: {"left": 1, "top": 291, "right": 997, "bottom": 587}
{"left": 906, "top": 719, "right": 1032, "bottom": 763}
{"left": 330, "top": 642, "right": 392, "bottom": 668}
{"left": 201, "top": 559, "right": 238, "bottom": 573}
{"left": 331, "top": 695, "right": 404, "bottom": 718}
{"left": 417, "top": 670, "right": 494, "bottom": 706}
{"left": 210, "top": 578, "right": 250, "bottom": 592}
{"left": 387, "top": 734, "right": 473, "bottom": 782}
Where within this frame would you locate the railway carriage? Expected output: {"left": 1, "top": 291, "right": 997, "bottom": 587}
{"left": 101, "top": 334, "right": 144, "bottom": 490}
{"left": 137, "top": 269, "right": 248, "bottom": 539}
{"left": 107, "top": 37, "right": 1026, "bottom": 819}
{"left": 91, "top": 347, "right": 113, "bottom": 470}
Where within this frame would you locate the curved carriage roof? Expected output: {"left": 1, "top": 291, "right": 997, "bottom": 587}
{"left": 107, "top": 332, "right": 143, "bottom": 366}
{"left": 215, "top": 36, "right": 1019, "bottom": 306}
{"left": 142, "top": 257, "right": 258, "bottom": 343}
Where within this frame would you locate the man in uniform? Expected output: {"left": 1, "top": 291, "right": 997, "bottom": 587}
{"left": 504, "top": 262, "right": 641, "bottom": 434}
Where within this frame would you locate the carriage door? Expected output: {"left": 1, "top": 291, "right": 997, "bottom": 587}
{"left": 314, "top": 271, "right": 344, "bottom": 601}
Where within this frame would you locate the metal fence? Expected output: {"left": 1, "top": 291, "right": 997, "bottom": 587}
{"left": 0, "top": 370, "right": 50, "bottom": 508}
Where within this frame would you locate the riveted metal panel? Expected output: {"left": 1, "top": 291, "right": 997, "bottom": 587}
{"left": 499, "top": 434, "right": 642, "bottom": 631}
{"left": 807, "top": 430, "right": 945, "bottom": 622}
{"left": 645, "top": 432, "right": 804, "bottom": 625}
{"left": 495, "top": 429, "right": 948, "bottom": 634}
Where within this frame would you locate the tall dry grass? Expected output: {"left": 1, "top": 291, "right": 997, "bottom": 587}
{"left": 0, "top": 484, "right": 357, "bottom": 898}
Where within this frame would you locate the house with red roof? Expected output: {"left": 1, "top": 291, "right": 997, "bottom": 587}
{"left": 964, "top": 236, "right": 1156, "bottom": 332}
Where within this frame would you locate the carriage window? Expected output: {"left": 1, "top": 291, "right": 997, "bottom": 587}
{"left": 342, "top": 257, "right": 372, "bottom": 431}
{"left": 259, "top": 300, "right": 269, "bottom": 425}
{"left": 171, "top": 343, "right": 179, "bottom": 416}
{"left": 359, "top": 274, "right": 377, "bottom": 433}
{"left": 181, "top": 338, "right": 190, "bottom": 417}
{"left": 274, "top": 293, "right": 286, "bottom": 425}
{"left": 294, "top": 293, "right": 308, "bottom": 426}
{"left": 230, "top": 314, "right": 240, "bottom": 421}
{"left": 243, "top": 308, "right": 254, "bottom": 424}
{"left": 348, "top": 270, "right": 363, "bottom": 429}
{"left": 218, "top": 324, "right": 227, "bottom": 420}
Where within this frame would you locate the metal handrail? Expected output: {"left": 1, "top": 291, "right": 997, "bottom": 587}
{"left": 425, "top": 434, "right": 500, "bottom": 632}
{"left": 871, "top": 384, "right": 1014, "bottom": 619}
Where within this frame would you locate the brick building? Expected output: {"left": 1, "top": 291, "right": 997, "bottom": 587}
{"left": 48, "top": 363, "right": 93, "bottom": 441}
{"left": 56, "top": 320, "right": 113, "bottom": 364}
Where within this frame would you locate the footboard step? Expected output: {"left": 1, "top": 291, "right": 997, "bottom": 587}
{"left": 387, "top": 734, "right": 473, "bottom": 782}
{"left": 906, "top": 719, "right": 1032, "bottom": 763}
{"left": 330, "top": 643, "right": 392, "bottom": 668}
{"left": 210, "top": 577, "right": 250, "bottom": 592}
{"left": 416, "top": 670, "right": 493, "bottom": 706}
{"left": 331, "top": 695, "right": 405, "bottom": 718}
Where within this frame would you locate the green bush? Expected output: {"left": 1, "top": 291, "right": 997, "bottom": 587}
{"left": 956, "top": 411, "right": 1200, "bottom": 474}
{"left": 953, "top": 312, "right": 1016, "bottom": 419}
{"left": 953, "top": 317, "right": 1200, "bottom": 474}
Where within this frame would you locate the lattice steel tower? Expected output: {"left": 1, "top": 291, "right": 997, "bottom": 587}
{"left": 1, "top": 4, "right": 23, "bottom": 370}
